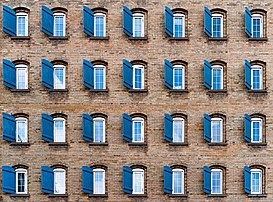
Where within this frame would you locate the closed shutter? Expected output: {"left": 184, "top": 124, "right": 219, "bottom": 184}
{"left": 203, "top": 166, "right": 211, "bottom": 194}
{"left": 163, "top": 166, "right": 172, "bottom": 194}
{"left": 204, "top": 7, "right": 212, "bottom": 37}
{"left": 41, "top": 59, "right": 54, "bottom": 89}
{"left": 122, "top": 113, "right": 132, "bottom": 142}
{"left": 122, "top": 59, "right": 133, "bottom": 89}
{"left": 122, "top": 166, "right": 133, "bottom": 194}
{"left": 82, "top": 114, "right": 93, "bottom": 142}
{"left": 244, "top": 166, "right": 251, "bottom": 194}
{"left": 82, "top": 60, "right": 94, "bottom": 89}
{"left": 244, "top": 60, "right": 252, "bottom": 89}
{"left": 2, "top": 113, "right": 16, "bottom": 142}
{"left": 82, "top": 166, "right": 93, "bottom": 194}
{"left": 245, "top": 7, "right": 252, "bottom": 37}
{"left": 41, "top": 113, "right": 54, "bottom": 142}
{"left": 164, "top": 6, "right": 173, "bottom": 37}
{"left": 204, "top": 114, "right": 211, "bottom": 142}
{"left": 204, "top": 60, "right": 212, "bottom": 89}
{"left": 2, "top": 59, "right": 16, "bottom": 89}
{"left": 41, "top": 166, "right": 54, "bottom": 194}
{"left": 164, "top": 114, "right": 173, "bottom": 142}
{"left": 41, "top": 6, "right": 53, "bottom": 36}
{"left": 2, "top": 5, "right": 16, "bottom": 36}
{"left": 244, "top": 114, "right": 251, "bottom": 143}
{"left": 83, "top": 6, "right": 94, "bottom": 37}
{"left": 164, "top": 59, "right": 173, "bottom": 89}
{"left": 2, "top": 166, "right": 15, "bottom": 194}
{"left": 122, "top": 6, "right": 133, "bottom": 36}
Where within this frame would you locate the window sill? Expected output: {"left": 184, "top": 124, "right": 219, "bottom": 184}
{"left": 248, "top": 142, "right": 267, "bottom": 147}
{"left": 48, "top": 36, "right": 69, "bottom": 40}
{"left": 128, "top": 142, "right": 147, "bottom": 147}
{"left": 248, "top": 37, "right": 268, "bottom": 41}
{"left": 208, "top": 142, "right": 227, "bottom": 146}
{"left": 10, "top": 194, "right": 30, "bottom": 197}
{"left": 11, "top": 36, "right": 30, "bottom": 40}
{"left": 48, "top": 142, "right": 69, "bottom": 147}
{"left": 88, "top": 194, "right": 108, "bottom": 198}
{"left": 208, "top": 37, "right": 228, "bottom": 41}
{"left": 128, "top": 89, "right": 148, "bottom": 93}
{"left": 10, "top": 142, "right": 30, "bottom": 147}
{"left": 48, "top": 194, "right": 68, "bottom": 198}
{"left": 128, "top": 194, "right": 147, "bottom": 197}
{"left": 129, "top": 36, "right": 148, "bottom": 41}
{"left": 89, "top": 36, "right": 110, "bottom": 40}
{"left": 89, "top": 142, "right": 108, "bottom": 146}
{"left": 248, "top": 90, "right": 268, "bottom": 94}
{"left": 247, "top": 194, "right": 267, "bottom": 198}
{"left": 10, "top": 89, "right": 30, "bottom": 92}
{"left": 168, "top": 194, "right": 188, "bottom": 198}
{"left": 90, "top": 89, "right": 109, "bottom": 93}
{"left": 208, "top": 194, "right": 227, "bottom": 197}
{"left": 169, "top": 142, "right": 188, "bottom": 146}
{"left": 169, "top": 89, "right": 189, "bottom": 93}
{"left": 49, "top": 88, "right": 69, "bottom": 92}
{"left": 169, "top": 37, "right": 189, "bottom": 41}
{"left": 207, "top": 90, "right": 227, "bottom": 94}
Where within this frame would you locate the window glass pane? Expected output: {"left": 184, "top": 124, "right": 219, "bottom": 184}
{"left": 54, "top": 68, "right": 65, "bottom": 89}
{"left": 251, "top": 172, "right": 261, "bottom": 193}
{"left": 133, "top": 121, "right": 142, "bottom": 142}
{"left": 17, "top": 16, "right": 26, "bottom": 36}
{"left": 17, "top": 68, "right": 27, "bottom": 89}
{"left": 94, "top": 171, "right": 104, "bottom": 194}
{"left": 94, "top": 120, "right": 104, "bottom": 142}
{"left": 95, "top": 68, "right": 105, "bottom": 89}
{"left": 211, "top": 120, "right": 221, "bottom": 142}
{"left": 252, "top": 69, "right": 261, "bottom": 90}
{"left": 17, "top": 173, "right": 25, "bottom": 193}
{"left": 173, "top": 68, "right": 183, "bottom": 89}
{"left": 252, "top": 121, "right": 261, "bottom": 142}
{"left": 174, "top": 17, "right": 183, "bottom": 37}
{"left": 173, "top": 120, "right": 183, "bottom": 142}
{"left": 173, "top": 171, "right": 183, "bottom": 194}
{"left": 134, "top": 17, "right": 143, "bottom": 37}
{"left": 133, "top": 172, "right": 143, "bottom": 193}
{"left": 54, "top": 171, "right": 65, "bottom": 194}
{"left": 17, "top": 120, "right": 27, "bottom": 142}
{"left": 211, "top": 171, "right": 221, "bottom": 194}
{"left": 95, "top": 16, "right": 105, "bottom": 37}
{"left": 253, "top": 18, "right": 261, "bottom": 38}
{"left": 54, "top": 16, "right": 64, "bottom": 36}
{"left": 212, "top": 69, "right": 222, "bottom": 90}
{"left": 54, "top": 120, "right": 65, "bottom": 142}
{"left": 134, "top": 68, "right": 143, "bottom": 89}
{"left": 212, "top": 17, "right": 221, "bottom": 37}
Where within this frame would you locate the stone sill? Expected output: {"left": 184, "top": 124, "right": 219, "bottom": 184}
{"left": 208, "top": 142, "right": 228, "bottom": 146}
{"left": 169, "top": 37, "right": 189, "bottom": 41}
{"left": 248, "top": 142, "right": 267, "bottom": 147}
{"left": 129, "top": 36, "right": 148, "bottom": 41}
{"left": 248, "top": 194, "right": 267, "bottom": 198}
{"left": 10, "top": 194, "right": 30, "bottom": 197}
{"left": 48, "top": 142, "right": 69, "bottom": 147}
{"left": 169, "top": 142, "right": 188, "bottom": 147}
{"left": 169, "top": 89, "right": 189, "bottom": 93}
{"left": 248, "top": 37, "right": 268, "bottom": 41}
{"left": 10, "top": 142, "right": 30, "bottom": 147}
{"left": 48, "top": 36, "right": 69, "bottom": 40}
{"left": 128, "top": 194, "right": 147, "bottom": 197}
{"left": 168, "top": 194, "right": 188, "bottom": 198}
{"left": 90, "top": 89, "right": 109, "bottom": 93}
{"left": 208, "top": 194, "right": 227, "bottom": 197}
{"left": 248, "top": 90, "right": 268, "bottom": 94}
{"left": 88, "top": 194, "right": 108, "bottom": 198}
{"left": 207, "top": 90, "right": 227, "bottom": 94}
{"left": 11, "top": 36, "right": 30, "bottom": 40}
{"left": 128, "top": 89, "right": 148, "bottom": 93}
{"left": 48, "top": 194, "right": 68, "bottom": 198}
{"left": 10, "top": 89, "right": 30, "bottom": 92}
{"left": 89, "top": 36, "right": 109, "bottom": 40}
{"left": 89, "top": 142, "right": 108, "bottom": 146}
{"left": 128, "top": 142, "right": 148, "bottom": 147}
{"left": 208, "top": 37, "right": 228, "bottom": 41}
{"left": 49, "top": 88, "right": 69, "bottom": 92}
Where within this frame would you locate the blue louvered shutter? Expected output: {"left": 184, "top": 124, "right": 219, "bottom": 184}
{"left": 244, "top": 166, "right": 251, "bottom": 194}
{"left": 2, "top": 5, "right": 16, "bottom": 36}
{"left": 245, "top": 7, "right": 252, "bottom": 37}
{"left": 163, "top": 166, "right": 172, "bottom": 194}
{"left": 204, "top": 7, "right": 212, "bottom": 37}
{"left": 203, "top": 166, "right": 211, "bottom": 194}
{"left": 82, "top": 114, "right": 93, "bottom": 142}
{"left": 2, "top": 59, "right": 16, "bottom": 89}
{"left": 123, "top": 6, "right": 133, "bottom": 37}
{"left": 244, "top": 114, "right": 251, "bottom": 143}
{"left": 122, "top": 166, "right": 133, "bottom": 194}
{"left": 83, "top": 6, "right": 94, "bottom": 37}
{"left": 123, "top": 59, "right": 133, "bottom": 89}
{"left": 2, "top": 113, "right": 16, "bottom": 142}
{"left": 164, "top": 60, "right": 173, "bottom": 89}
{"left": 41, "top": 59, "right": 54, "bottom": 89}
{"left": 204, "top": 60, "right": 212, "bottom": 89}
{"left": 2, "top": 166, "right": 15, "bottom": 194}
{"left": 164, "top": 6, "right": 173, "bottom": 37}
{"left": 82, "top": 60, "right": 94, "bottom": 89}
{"left": 41, "top": 6, "right": 53, "bottom": 36}
{"left": 41, "top": 113, "right": 53, "bottom": 142}
{"left": 164, "top": 114, "right": 173, "bottom": 142}
{"left": 82, "top": 166, "right": 93, "bottom": 194}
{"left": 41, "top": 166, "right": 54, "bottom": 194}
{"left": 244, "top": 60, "right": 252, "bottom": 89}
{"left": 204, "top": 114, "right": 211, "bottom": 142}
{"left": 122, "top": 113, "right": 132, "bottom": 142}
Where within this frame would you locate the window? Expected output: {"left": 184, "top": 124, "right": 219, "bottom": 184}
{"left": 212, "top": 65, "right": 223, "bottom": 90}
{"left": 16, "top": 64, "right": 28, "bottom": 89}
{"left": 132, "top": 169, "right": 144, "bottom": 194}
{"left": 132, "top": 13, "right": 144, "bottom": 37}
{"left": 212, "top": 13, "right": 223, "bottom": 38}
{"left": 16, "top": 12, "right": 28, "bottom": 36}
{"left": 251, "top": 118, "right": 262, "bottom": 143}
{"left": 204, "top": 61, "right": 226, "bottom": 91}
{"left": 53, "top": 118, "right": 65, "bottom": 142}
{"left": 204, "top": 166, "right": 225, "bottom": 195}
{"left": 244, "top": 166, "right": 264, "bottom": 195}
{"left": 93, "top": 117, "right": 105, "bottom": 143}
{"left": 132, "top": 117, "right": 144, "bottom": 142}
{"left": 94, "top": 13, "right": 106, "bottom": 37}
{"left": 172, "top": 169, "right": 184, "bottom": 194}
{"left": 251, "top": 169, "right": 262, "bottom": 194}
{"left": 93, "top": 169, "right": 105, "bottom": 194}
{"left": 173, "top": 14, "right": 185, "bottom": 37}
{"left": 16, "top": 168, "right": 27, "bottom": 194}
{"left": 245, "top": 60, "right": 265, "bottom": 90}
{"left": 173, "top": 118, "right": 184, "bottom": 142}
{"left": 16, "top": 117, "right": 27, "bottom": 142}
{"left": 244, "top": 114, "right": 265, "bottom": 144}
{"left": 173, "top": 65, "right": 185, "bottom": 89}
{"left": 133, "top": 65, "right": 144, "bottom": 89}
{"left": 245, "top": 8, "right": 266, "bottom": 38}
{"left": 204, "top": 7, "right": 226, "bottom": 38}
{"left": 251, "top": 65, "right": 263, "bottom": 90}
{"left": 211, "top": 169, "right": 222, "bottom": 194}
{"left": 204, "top": 114, "right": 225, "bottom": 143}
{"left": 94, "top": 65, "right": 106, "bottom": 89}
{"left": 252, "top": 14, "right": 263, "bottom": 38}
{"left": 211, "top": 118, "right": 223, "bottom": 143}
{"left": 53, "top": 65, "right": 65, "bottom": 89}
{"left": 53, "top": 13, "right": 65, "bottom": 36}
{"left": 54, "top": 168, "right": 66, "bottom": 194}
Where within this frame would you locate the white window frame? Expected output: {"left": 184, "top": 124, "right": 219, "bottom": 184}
{"left": 15, "top": 117, "right": 28, "bottom": 142}
{"left": 132, "top": 168, "right": 144, "bottom": 194}
{"left": 251, "top": 118, "right": 262, "bottom": 143}
{"left": 53, "top": 65, "right": 66, "bottom": 89}
{"left": 53, "top": 12, "right": 66, "bottom": 37}
{"left": 133, "top": 65, "right": 144, "bottom": 89}
{"left": 211, "top": 65, "right": 223, "bottom": 90}
{"left": 93, "top": 117, "right": 105, "bottom": 143}
{"left": 94, "top": 13, "right": 106, "bottom": 37}
{"left": 94, "top": 65, "right": 106, "bottom": 90}
{"left": 251, "top": 65, "right": 263, "bottom": 90}
{"left": 212, "top": 13, "right": 223, "bottom": 38}
{"left": 173, "top": 13, "right": 185, "bottom": 37}
{"left": 172, "top": 168, "right": 184, "bottom": 194}
{"left": 252, "top": 14, "right": 263, "bottom": 38}
{"left": 211, "top": 169, "right": 223, "bottom": 194}
{"left": 172, "top": 117, "right": 184, "bottom": 143}
{"left": 211, "top": 118, "right": 223, "bottom": 143}
{"left": 173, "top": 65, "right": 185, "bottom": 90}
{"left": 53, "top": 168, "right": 66, "bottom": 194}
{"left": 15, "top": 168, "right": 27, "bottom": 194}
{"left": 53, "top": 117, "right": 65, "bottom": 142}
{"left": 93, "top": 168, "right": 105, "bottom": 194}
{"left": 16, "top": 64, "right": 28, "bottom": 89}
{"left": 250, "top": 169, "right": 262, "bottom": 194}
{"left": 132, "top": 117, "right": 144, "bottom": 142}
{"left": 16, "top": 12, "right": 28, "bottom": 36}
{"left": 132, "top": 13, "right": 144, "bottom": 37}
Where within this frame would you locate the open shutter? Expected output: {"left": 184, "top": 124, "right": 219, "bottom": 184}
{"left": 2, "top": 5, "right": 16, "bottom": 36}
{"left": 41, "top": 6, "right": 53, "bottom": 36}
{"left": 122, "top": 6, "right": 133, "bottom": 37}
{"left": 83, "top": 6, "right": 94, "bottom": 37}
{"left": 204, "top": 7, "right": 212, "bottom": 37}
{"left": 244, "top": 60, "right": 252, "bottom": 89}
{"left": 2, "top": 166, "right": 15, "bottom": 194}
{"left": 244, "top": 166, "right": 251, "bottom": 194}
{"left": 41, "top": 166, "right": 54, "bottom": 194}
{"left": 245, "top": 7, "right": 252, "bottom": 37}
{"left": 122, "top": 113, "right": 132, "bottom": 142}
{"left": 204, "top": 60, "right": 212, "bottom": 89}
{"left": 82, "top": 166, "right": 93, "bottom": 194}
{"left": 123, "top": 59, "right": 133, "bottom": 89}
{"left": 204, "top": 114, "right": 211, "bottom": 142}
{"left": 2, "top": 59, "right": 16, "bottom": 89}
{"left": 164, "top": 60, "right": 173, "bottom": 89}
{"left": 2, "top": 113, "right": 16, "bottom": 142}
{"left": 164, "top": 6, "right": 173, "bottom": 37}
{"left": 82, "top": 60, "right": 94, "bottom": 89}
{"left": 163, "top": 166, "right": 172, "bottom": 194}
{"left": 122, "top": 166, "right": 133, "bottom": 194}
{"left": 41, "top": 59, "right": 54, "bottom": 89}
{"left": 244, "top": 114, "right": 251, "bottom": 143}
{"left": 41, "top": 113, "right": 53, "bottom": 142}
{"left": 164, "top": 114, "right": 173, "bottom": 142}
{"left": 203, "top": 166, "right": 211, "bottom": 194}
{"left": 82, "top": 114, "right": 93, "bottom": 142}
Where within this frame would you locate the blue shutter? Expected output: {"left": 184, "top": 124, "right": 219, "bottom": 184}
{"left": 244, "top": 114, "right": 251, "bottom": 143}
{"left": 122, "top": 166, "right": 133, "bottom": 194}
{"left": 244, "top": 166, "right": 251, "bottom": 194}
{"left": 245, "top": 7, "right": 252, "bottom": 37}
{"left": 164, "top": 6, "right": 173, "bottom": 37}
{"left": 41, "top": 113, "right": 53, "bottom": 142}
{"left": 123, "top": 6, "right": 133, "bottom": 37}
{"left": 164, "top": 114, "right": 173, "bottom": 142}
{"left": 122, "top": 113, "right": 132, "bottom": 142}
{"left": 204, "top": 7, "right": 212, "bottom": 37}
{"left": 82, "top": 166, "right": 93, "bottom": 194}
{"left": 2, "top": 5, "right": 16, "bottom": 36}
{"left": 203, "top": 166, "right": 211, "bottom": 194}
{"left": 41, "top": 59, "right": 54, "bottom": 89}
{"left": 2, "top": 113, "right": 16, "bottom": 142}
{"left": 41, "top": 6, "right": 53, "bottom": 36}
{"left": 41, "top": 166, "right": 54, "bottom": 194}
{"left": 2, "top": 59, "right": 16, "bottom": 89}
{"left": 163, "top": 166, "right": 172, "bottom": 194}
{"left": 164, "top": 59, "right": 173, "bottom": 89}
{"left": 204, "top": 114, "right": 211, "bottom": 142}
{"left": 204, "top": 60, "right": 212, "bottom": 89}
{"left": 244, "top": 60, "right": 252, "bottom": 89}
{"left": 123, "top": 59, "right": 133, "bottom": 89}
{"left": 82, "top": 60, "right": 94, "bottom": 89}
{"left": 2, "top": 166, "right": 15, "bottom": 194}
{"left": 82, "top": 114, "right": 93, "bottom": 142}
{"left": 83, "top": 6, "right": 94, "bottom": 37}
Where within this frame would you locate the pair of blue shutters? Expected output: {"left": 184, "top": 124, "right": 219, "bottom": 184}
{"left": 122, "top": 6, "right": 133, "bottom": 36}
{"left": 2, "top": 5, "right": 16, "bottom": 36}
{"left": 122, "top": 60, "right": 133, "bottom": 89}
{"left": 2, "top": 166, "right": 16, "bottom": 194}
{"left": 2, "top": 59, "right": 16, "bottom": 89}
{"left": 2, "top": 113, "right": 16, "bottom": 142}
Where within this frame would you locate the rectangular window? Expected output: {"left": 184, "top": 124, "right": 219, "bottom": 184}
{"left": 173, "top": 66, "right": 184, "bottom": 89}
{"left": 54, "top": 169, "right": 66, "bottom": 194}
{"left": 251, "top": 118, "right": 262, "bottom": 143}
{"left": 94, "top": 14, "right": 106, "bottom": 37}
{"left": 211, "top": 118, "right": 223, "bottom": 143}
{"left": 133, "top": 65, "right": 144, "bottom": 89}
{"left": 16, "top": 118, "right": 27, "bottom": 142}
{"left": 133, "top": 169, "right": 144, "bottom": 194}
{"left": 133, "top": 13, "right": 144, "bottom": 37}
{"left": 212, "top": 14, "right": 223, "bottom": 38}
{"left": 252, "top": 15, "right": 263, "bottom": 38}
{"left": 94, "top": 66, "right": 106, "bottom": 89}
{"left": 54, "top": 118, "right": 65, "bottom": 142}
{"left": 16, "top": 169, "right": 27, "bottom": 194}
{"left": 54, "top": 13, "right": 65, "bottom": 37}
{"left": 132, "top": 118, "right": 144, "bottom": 142}
{"left": 16, "top": 13, "right": 28, "bottom": 36}
{"left": 212, "top": 66, "right": 223, "bottom": 90}
{"left": 54, "top": 66, "right": 65, "bottom": 89}
{"left": 173, "top": 118, "right": 184, "bottom": 142}
{"left": 251, "top": 67, "right": 262, "bottom": 90}
{"left": 251, "top": 170, "right": 262, "bottom": 194}
{"left": 173, "top": 14, "right": 185, "bottom": 37}
{"left": 93, "top": 118, "right": 105, "bottom": 142}
{"left": 16, "top": 65, "right": 28, "bottom": 89}
{"left": 93, "top": 169, "right": 105, "bottom": 194}
{"left": 211, "top": 169, "right": 222, "bottom": 194}
{"left": 172, "top": 169, "right": 184, "bottom": 194}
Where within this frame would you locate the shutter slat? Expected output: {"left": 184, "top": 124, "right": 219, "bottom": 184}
{"left": 2, "top": 113, "right": 16, "bottom": 142}
{"left": 204, "top": 166, "right": 211, "bottom": 194}
{"left": 164, "top": 6, "right": 173, "bottom": 37}
{"left": 245, "top": 7, "right": 252, "bottom": 37}
{"left": 123, "top": 59, "right": 133, "bottom": 89}
{"left": 41, "top": 59, "right": 54, "bottom": 89}
{"left": 204, "top": 114, "right": 211, "bottom": 142}
{"left": 41, "top": 6, "right": 53, "bottom": 36}
{"left": 164, "top": 60, "right": 173, "bottom": 89}
{"left": 244, "top": 166, "right": 251, "bottom": 194}
{"left": 82, "top": 166, "right": 93, "bottom": 194}
{"left": 122, "top": 166, "right": 133, "bottom": 194}
{"left": 204, "top": 60, "right": 212, "bottom": 89}
{"left": 244, "top": 60, "right": 252, "bottom": 89}
{"left": 244, "top": 114, "right": 251, "bottom": 143}
{"left": 164, "top": 114, "right": 173, "bottom": 142}
{"left": 82, "top": 60, "right": 94, "bottom": 89}
{"left": 83, "top": 6, "right": 94, "bottom": 37}
{"left": 163, "top": 166, "right": 172, "bottom": 194}
{"left": 204, "top": 7, "right": 212, "bottom": 37}
{"left": 41, "top": 113, "right": 54, "bottom": 142}
{"left": 2, "top": 166, "right": 15, "bottom": 194}
{"left": 2, "top": 5, "right": 16, "bottom": 36}
{"left": 2, "top": 59, "right": 16, "bottom": 89}
{"left": 82, "top": 114, "right": 93, "bottom": 142}
{"left": 41, "top": 166, "right": 54, "bottom": 194}
{"left": 122, "top": 113, "right": 132, "bottom": 142}
{"left": 122, "top": 6, "right": 133, "bottom": 36}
